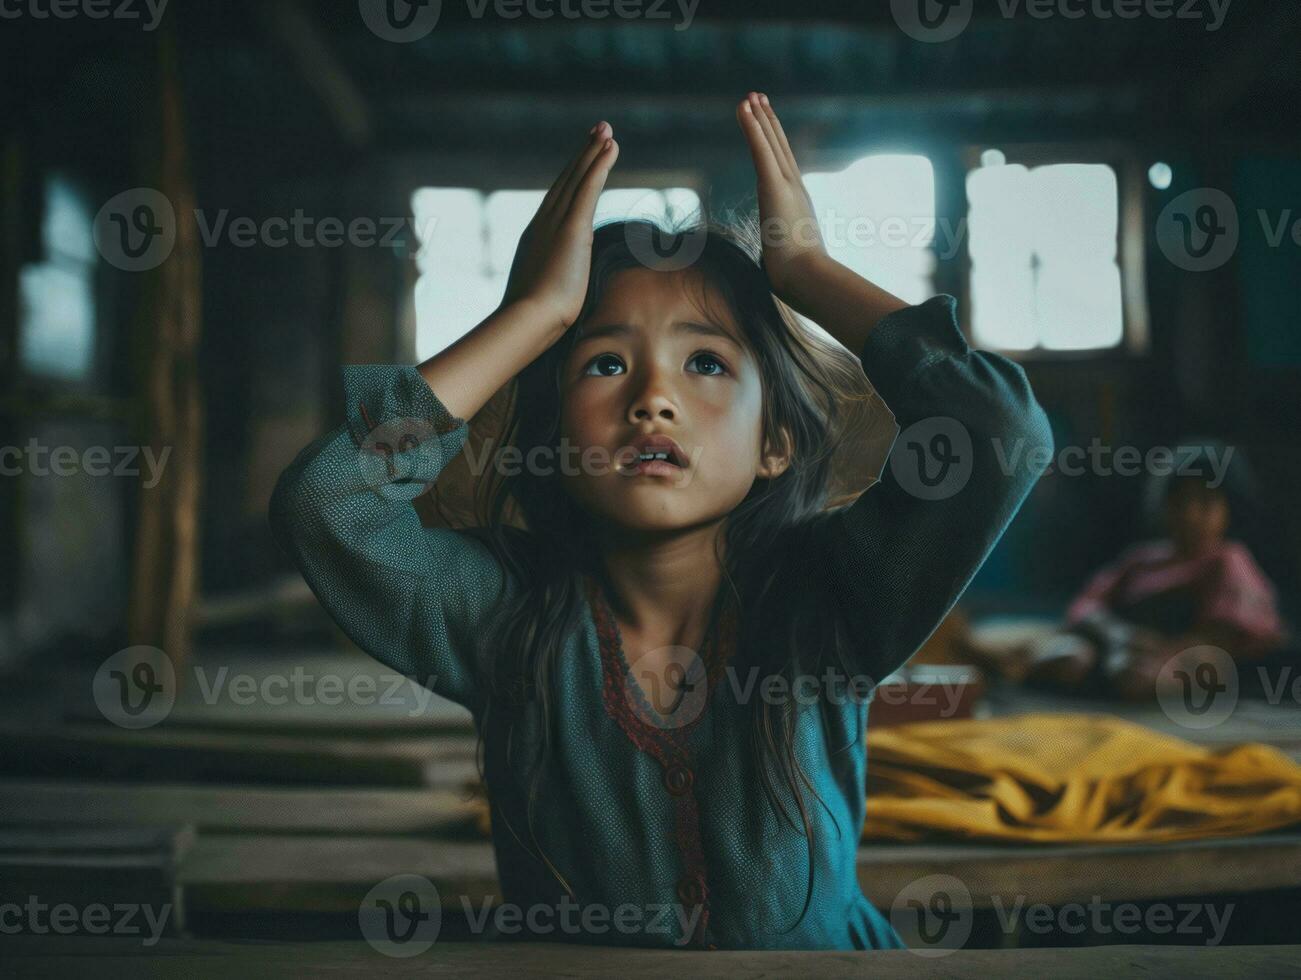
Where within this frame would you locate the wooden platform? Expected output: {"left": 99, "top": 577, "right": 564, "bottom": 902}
{"left": 5, "top": 938, "right": 1300, "bottom": 978}
{"left": 3, "top": 647, "right": 1299, "bottom": 948}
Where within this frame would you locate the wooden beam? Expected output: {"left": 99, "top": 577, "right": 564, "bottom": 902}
{"left": 126, "top": 22, "right": 204, "bottom": 671}
{"left": 256, "top": 0, "right": 373, "bottom": 149}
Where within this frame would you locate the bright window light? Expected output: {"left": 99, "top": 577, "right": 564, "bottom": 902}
{"left": 411, "top": 186, "right": 701, "bottom": 361}
{"left": 19, "top": 175, "right": 96, "bottom": 380}
{"left": 803, "top": 154, "right": 936, "bottom": 307}
{"left": 967, "top": 162, "right": 1122, "bottom": 351}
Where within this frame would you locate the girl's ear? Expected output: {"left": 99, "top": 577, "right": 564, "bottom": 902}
{"left": 757, "top": 424, "right": 793, "bottom": 480}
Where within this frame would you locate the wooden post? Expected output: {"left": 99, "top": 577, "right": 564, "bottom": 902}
{"left": 127, "top": 22, "right": 203, "bottom": 677}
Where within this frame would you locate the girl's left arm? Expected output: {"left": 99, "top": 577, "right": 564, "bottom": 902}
{"left": 738, "top": 92, "right": 1055, "bottom": 682}
{"left": 813, "top": 294, "right": 1055, "bottom": 682}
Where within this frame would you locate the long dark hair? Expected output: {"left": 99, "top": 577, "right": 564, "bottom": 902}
{"left": 438, "top": 213, "right": 878, "bottom": 932}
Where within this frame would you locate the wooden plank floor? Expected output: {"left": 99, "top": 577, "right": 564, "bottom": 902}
{"left": 0, "top": 780, "right": 485, "bottom": 837}
{"left": 164, "top": 829, "right": 1301, "bottom": 915}
{"left": 0, "top": 723, "right": 480, "bottom": 787}
{"left": 981, "top": 682, "right": 1301, "bottom": 760}
{"left": 5, "top": 938, "right": 1300, "bottom": 978}
{"left": 4, "top": 647, "right": 1299, "bottom": 947}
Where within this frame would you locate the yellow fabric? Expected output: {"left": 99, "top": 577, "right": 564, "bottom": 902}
{"left": 863, "top": 712, "right": 1301, "bottom": 844}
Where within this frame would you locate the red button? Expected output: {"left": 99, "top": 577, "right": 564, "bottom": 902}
{"left": 676, "top": 874, "right": 706, "bottom": 906}
{"left": 663, "top": 764, "right": 693, "bottom": 796}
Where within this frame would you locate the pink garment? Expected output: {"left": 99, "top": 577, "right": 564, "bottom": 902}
{"left": 1064, "top": 538, "right": 1288, "bottom": 657}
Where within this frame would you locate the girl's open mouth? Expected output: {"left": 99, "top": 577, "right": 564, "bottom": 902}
{"left": 622, "top": 456, "right": 685, "bottom": 477}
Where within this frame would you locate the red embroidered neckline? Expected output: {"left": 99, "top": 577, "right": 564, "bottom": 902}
{"left": 582, "top": 573, "right": 738, "bottom": 750}
{"left": 581, "top": 573, "right": 739, "bottom": 950}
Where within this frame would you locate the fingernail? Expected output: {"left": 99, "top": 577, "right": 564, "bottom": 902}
{"left": 760, "top": 94, "right": 769, "bottom": 105}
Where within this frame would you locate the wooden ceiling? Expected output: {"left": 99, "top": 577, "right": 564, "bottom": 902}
{"left": 3, "top": 1, "right": 1298, "bottom": 176}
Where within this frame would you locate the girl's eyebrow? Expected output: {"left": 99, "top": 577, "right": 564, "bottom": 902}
{"left": 575, "top": 320, "right": 743, "bottom": 347}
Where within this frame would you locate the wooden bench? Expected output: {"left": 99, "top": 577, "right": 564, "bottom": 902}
{"left": 4, "top": 937, "right": 1299, "bottom": 977}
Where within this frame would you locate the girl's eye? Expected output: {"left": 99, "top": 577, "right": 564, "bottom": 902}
{"left": 583, "top": 354, "right": 625, "bottom": 377}
{"left": 689, "top": 351, "right": 728, "bottom": 376}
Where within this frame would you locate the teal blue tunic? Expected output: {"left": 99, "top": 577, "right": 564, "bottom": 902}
{"left": 269, "top": 294, "right": 1053, "bottom": 951}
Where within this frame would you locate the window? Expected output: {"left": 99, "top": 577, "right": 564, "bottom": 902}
{"left": 19, "top": 174, "right": 97, "bottom": 381}
{"left": 965, "top": 156, "right": 1137, "bottom": 353}
{"left": 803, "top": 154, "right": 937, "bottom": 306}
{"left": 410, "top": 185, "right": 702, "bottom": 361}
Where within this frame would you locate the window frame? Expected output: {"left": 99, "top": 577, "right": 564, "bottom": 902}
{"left": 957, "top": 140, "right": 1151, "bottom": 363}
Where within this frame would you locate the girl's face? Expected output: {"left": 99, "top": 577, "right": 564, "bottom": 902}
{"left": 557, "top": 267, "right": 790, "bottom": 535}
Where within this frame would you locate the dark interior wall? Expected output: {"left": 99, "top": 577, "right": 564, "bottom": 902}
{"left": 3, "top": 4, "right": 1299, "bottom": 656}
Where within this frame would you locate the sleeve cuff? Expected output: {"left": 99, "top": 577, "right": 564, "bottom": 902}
{"left": 343, "top": 364, "right": 468, "bottom": 449}
{"left": 858, "top": 294, "right": 970, "bottom": 409}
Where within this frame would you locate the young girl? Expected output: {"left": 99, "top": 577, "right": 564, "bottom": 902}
{"left": 270, "top": 92, "right": 1053, "bottom": 951}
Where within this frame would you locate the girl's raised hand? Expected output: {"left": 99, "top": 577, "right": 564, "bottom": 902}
{"left": 501, "top": 121, "right": 620, "bottom": 333}
{"left": 735, "top": 92, "right": 829, "bottom": 303}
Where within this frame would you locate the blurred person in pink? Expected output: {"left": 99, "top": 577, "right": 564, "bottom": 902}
{"left": 1017, "top": 442, "right": 1289, "bottom": 700}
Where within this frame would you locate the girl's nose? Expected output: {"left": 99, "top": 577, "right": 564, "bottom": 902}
{"left": 628, "top": 373, "right": 677, "bottom": 422}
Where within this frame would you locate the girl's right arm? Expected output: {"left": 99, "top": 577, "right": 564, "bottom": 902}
{"left": 268, "top": 123, "right": 620, "bottom": 717}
